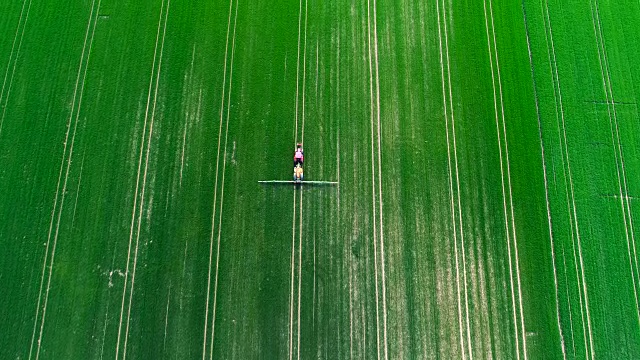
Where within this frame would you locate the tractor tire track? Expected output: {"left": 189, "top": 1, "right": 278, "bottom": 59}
{"left": 370, "top": 1, "right": 388, "bottom": 359}
{"left": 122, "top": 0, "right": 171, "bottom": 357}
{"left": 540, "top": 1, "right": 594, "bottom": 356}
{"left": 0, "top": 0, "right": 32, "bottom": 137}
{"left": 589, "top": 0, "right": 640, "bottom": 340}
{"left": 520, "top": 2, "right": 567, "bottom": 358}
{"left": 442, "top": 2, "right": 473, "bottom": 357}
{"left": 201, "top": 0, "right": 234, "bottom": 354}
{"left": 435, "top": 0, "right": 472, "bottom": 358}
{"left": 207, "top": 2, "right": 239, "bottom": 357}
{"left": 296, "top": 1, "right": 308, "bottom": 358}
{"left": 202, "top": 0, "right": 238, "bottom": 358}
{"left": 115, "top": 0, "right": 170, "bottom": 358}
{"left": 28, "top": 0, "right": 101, "bottom": 359}
{"left": 483, "top": 0, "right": 529, "bottom": 358}
{"left": 290, "top": 0, "right": 307, "bottom": 358}
{"left": 366, "top": 0, "right": 383, "bottom": 358}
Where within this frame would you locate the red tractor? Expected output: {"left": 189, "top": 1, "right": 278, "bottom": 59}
{"left": 258, "top": 142, "right": 337, "bottom": 185}
{"left": 293, "top": 143, "right": 304, "bottom": 182}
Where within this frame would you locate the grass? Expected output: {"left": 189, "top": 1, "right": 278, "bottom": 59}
{"left": 0, "top": 0, "right": 639, "bottom": 359}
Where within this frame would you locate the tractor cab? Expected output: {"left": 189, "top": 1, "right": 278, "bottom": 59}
{"left": 293, "top": 143, "right": 304, "bottom": 165}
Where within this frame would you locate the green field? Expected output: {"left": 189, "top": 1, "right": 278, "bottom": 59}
{"left": 1, "top": 0, "right": 639, "bottom": 358}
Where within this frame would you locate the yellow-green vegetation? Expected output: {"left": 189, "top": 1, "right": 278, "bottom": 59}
{"left": 0, "top": 0, "right": 639, "bottom": 358}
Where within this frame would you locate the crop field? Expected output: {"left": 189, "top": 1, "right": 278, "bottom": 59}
{"left": 1, "top": 0, "right": 639, "bottom": 359}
